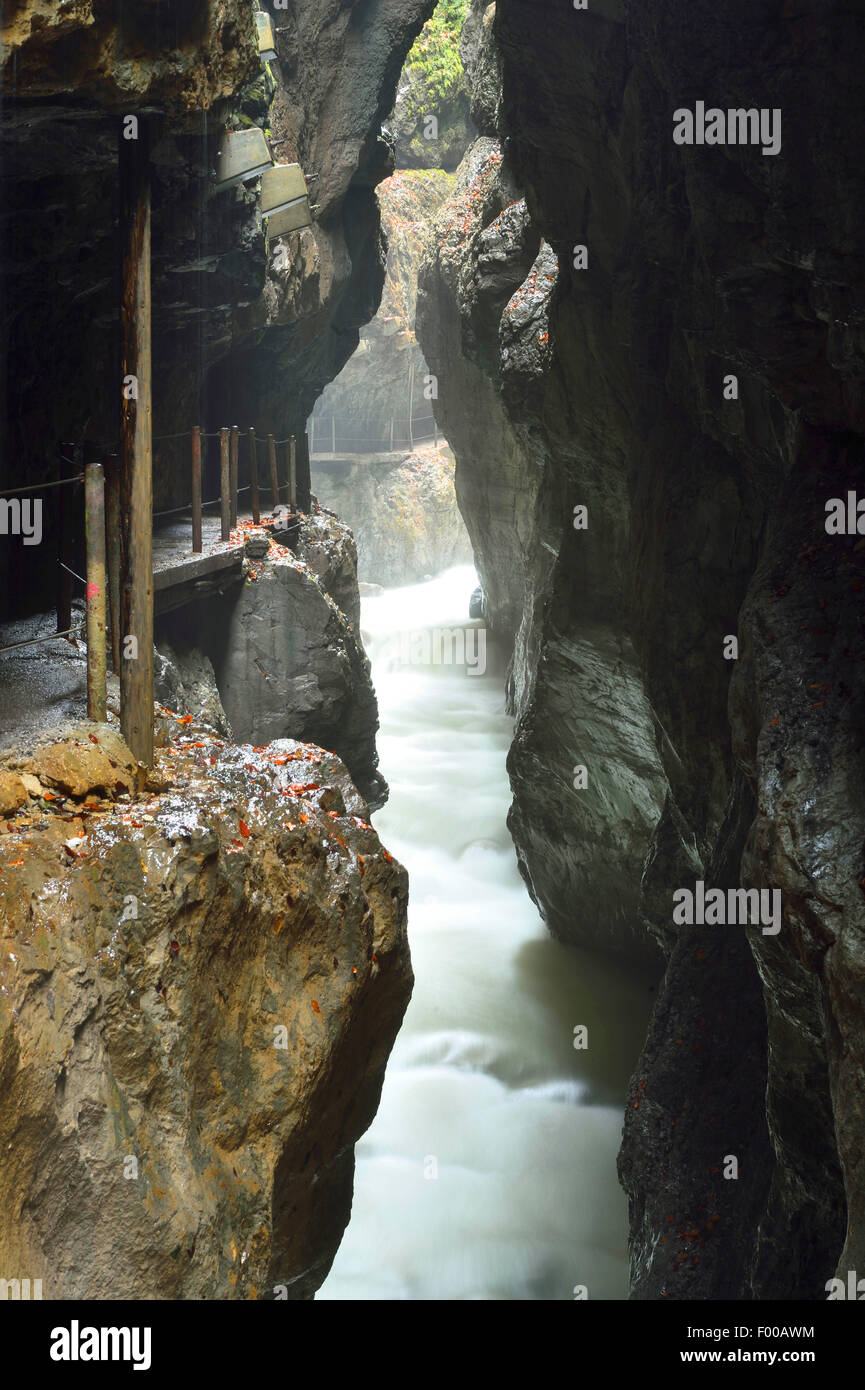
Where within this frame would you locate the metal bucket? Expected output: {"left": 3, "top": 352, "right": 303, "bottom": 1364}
{"left": 256, "top": 12, "right": 277, "bottom": 61}
{"left": 214, "top": 128, "right": 272, "bottom": 192}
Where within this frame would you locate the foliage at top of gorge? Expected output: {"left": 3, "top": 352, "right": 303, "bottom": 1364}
{"left": 391, "top": 0, "right": 474, "bottom": 170}
{"left": 407, "top": 0, "right": 471, "bottom": 105}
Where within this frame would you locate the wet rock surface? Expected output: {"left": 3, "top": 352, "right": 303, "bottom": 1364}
{"left": 313, "top": 445, "right": 472, "bottom": 588}
{"left": 313, "top": 168, "right": 455, "bottom": 453}
{"left": 418, "top": 139, "right": 666, "bottom": 963}
{"left": 0, "top": 718, "right": 411, "bottom": 1299}
{"left": 1, "top": 0, "right": 439, "bottom": 619}
{"left": 420, "top": 0, "right": 865, "bottom": 1297}
{"left": 293, "top": 512, "right": 362, "bottom": 632}
{"left": 212, "top": 548, "right": 385, "bottom": 812}
{"left": 155, "top": 645, "right": 233, "bottom": 743}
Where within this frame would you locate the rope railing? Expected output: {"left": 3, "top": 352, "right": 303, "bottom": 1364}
{"left": 2, "top": 425, "right": 311, "bottom": 672}
{"left": 0, "top": 473, "right": 84, "bottom": 495}
{"left": 0, "top": 623, "right": 85, "bottom": 656}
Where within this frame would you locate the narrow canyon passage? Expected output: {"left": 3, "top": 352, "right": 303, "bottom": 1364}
{"left": 320, "top": 566, "right": 654, "bottom": 1300}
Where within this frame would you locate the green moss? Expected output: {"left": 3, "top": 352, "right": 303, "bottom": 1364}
{"left": 405, "top": 0, "right": 470, "bottom": 108}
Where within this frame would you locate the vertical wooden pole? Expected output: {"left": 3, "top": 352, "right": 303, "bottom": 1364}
{"left": 119, "top": 114, "right": 153, "bottom": 767}
{"left": 219, "top": 427, "right": 230, "bottom": 540}
{"left": 191, "top": 425, "right": 202, "bottom": 553}
{"left": 84, "top": 457, "right": 107, "bottom": 722}
{"left": 331, "top": 415, "right": 336, "bottom": 456}
{"left": 56, "top": 441, "right": 76, "bottom": 633}
{"left": 296, "top": 430, "right": 311, "bottom": 514}
{"left": 389, "top": 418, "right": 394, "bottom": 454}
{"left": 288, "top": 436, "right": 297, "bottom": 510}
{"left": 229, "top": 424, "right": 239, "bottom": 527}
{"left": 434, "top": 417, "right": 438, "bottom": 450}
{"left": 248, "top": 428, "right": 260, "bottom": 524}
{"left": 268, "top": 434, "right": 279, "bottom": 509}
{"left": 103, "top": 452, "right": 121, "bottom": 672}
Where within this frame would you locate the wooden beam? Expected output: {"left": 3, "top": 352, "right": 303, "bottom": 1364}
{"left": 84, "top": 455, "right": 107, "bottom": 722}
{"left": 118, "top": 114, "right": 154, "bottom": 767}
{"left": 288, "top": 436, "right": 297, "bottom": 510}
{"left": 103, "top": 452, "right": 121, "bottom": 672}
{"left": 191, "top": 425, "right": 202, "bottom": 553}
{"left": 229, "top": 424, "right": 239, "bottom": 527}
{"left": 268, "top": 434, "right": 279, "bottom": 509}
{"left": 55, "top": 441, "right": 77, "bottom": 633}
{"left": 296, "top": 429, "right": 311, "bottom": 513}
{"left": 219, "top": 427, "right": 230, "bottom": 540}
{"left": 248, "top": 428, "right": 260, "bottom": 523}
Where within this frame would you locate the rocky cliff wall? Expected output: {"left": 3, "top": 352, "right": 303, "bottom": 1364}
{"left": 418, "top": 0, "right": 864, "bottom": 1298}
{"left": 313, "top": 445, "right": 472, "bottom": 587}
{"left": 312, "top": 168, "right": 455, "bottom": 450}
{"left": 0, "top": 0, "right": 438, "bottom": 618}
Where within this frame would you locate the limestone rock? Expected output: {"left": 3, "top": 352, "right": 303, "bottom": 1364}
{"left": 155, "top": 643, "right": 234, "bottom": 742}
{"left": 293, "top": 512, "right": 362, "bottom": 631}
{"left": 0, "top": 771, "right": 27, "bottom": 816}
{"left": 19, "top": 726, "right": 137, "bottom": 799}
{"left": 312, "top": 446, "right": 473, "bottom": 587}
{"left": 312, "top": 168, "right": 455, "bottom": 455}
{"left": 215, "top": 555, "right": 385, "bottom": 810}
{"left": 0, "top": 732, "right": 411, "bottom": 1299}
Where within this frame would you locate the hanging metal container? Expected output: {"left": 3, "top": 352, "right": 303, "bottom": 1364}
{"left": 214, "top": 127, "right": 272, "bottom": 192}
{"left": 256, "top": 11, "right": 277, "bottom": 62}
{"left": 267, "top": 200, "right": 314, "bottom": 238}
{"left": 262, "top": 163, "right": 313, "bottom": 236}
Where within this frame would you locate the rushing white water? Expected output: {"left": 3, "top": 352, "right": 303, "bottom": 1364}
{"left": 318, "top": 565, "right": 652, "bottom": 1301}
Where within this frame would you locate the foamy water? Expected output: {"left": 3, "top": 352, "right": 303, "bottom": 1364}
{"left": 318, "top": 566, "right": 651, "bottom": 1300}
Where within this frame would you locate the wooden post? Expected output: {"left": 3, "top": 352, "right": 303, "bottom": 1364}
{"left": 296, "top": 429, "right": 311, "bottom": 514}
{"left": 267, "top": 434, "right": 279, "bottom": 509}
{"left": 288, "top": 436, "right": 297, "bottom": 510}
{"left": 331, "top": 415, "right": 336, "bottom": 456}
{"left": 229, "top": 425, "right": 239, "bottom": 527}
{"left": 56, "top": 441, "right": 77, "bottom": 633}
{"left": 118, "top": 114, "right": 154, "bottom": 767}
{"left": 103, "top": 452, "right": 121, "bottom": 672}
{"left": 248, "top": 428, "right": 260, "bottom": 524}
{"left": 84, "top": 457, "right": 107, "bottom": 722}
{"left": 389, "top": 418, "right": 394, "bottom": 454}
{"left": 191, "top": 425, "right": 202, "bottom": 553}
{"left": 434, "top": 417, "right": 438, "bottom": 450}
{"left": 219, "top": 427, "right": 230, "bottom": 540}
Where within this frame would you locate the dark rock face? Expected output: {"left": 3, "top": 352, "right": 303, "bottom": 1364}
{"left": 211, "top": 549, "right": 385, "bottom": 812}
{"left": 460, "top": 1, "right": 500, "bottom": 137}
{"left": 420, "top": 0, "right": 864, "bottom": 1298}
{"left": 0, "top": 0, "right": 438, "bottom": 619}
{"left": 418, "top": 139, "right": 667, "bottom": 965}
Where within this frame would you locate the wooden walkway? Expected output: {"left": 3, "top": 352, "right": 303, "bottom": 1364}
{"left": 152, "top": 509, "right": 282, "bottom": 613}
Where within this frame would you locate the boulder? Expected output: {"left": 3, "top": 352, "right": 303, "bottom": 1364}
{"left": 0, "top": 733, "right": 411, "bottom": 1299}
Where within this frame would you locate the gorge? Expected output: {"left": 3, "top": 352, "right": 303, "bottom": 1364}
{"left": 0, "top": 0, "right": 862, "bottom": 1312}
